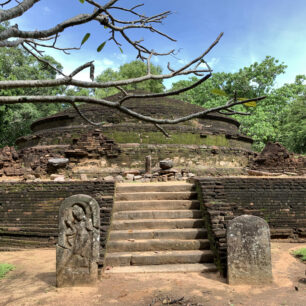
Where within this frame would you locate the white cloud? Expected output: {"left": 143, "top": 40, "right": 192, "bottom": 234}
{"left": 153, "top": 56, "right": 159, "bottom": 63}
{"left": 178, "top": 59, "right": 187, "bottom": 65}
{"left": 43, "top": 7, "right": 51, "bottom": 13}
{"left": 102, "top": 58, "right": 114, "bottom": 67}
{"left": 115, "top": 53, "right": 128, "bottom": 62}
{"left": 207, "top": 57, "right": 220, "bottom": 68}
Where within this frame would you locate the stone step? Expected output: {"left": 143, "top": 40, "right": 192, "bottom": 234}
{"left": 116, "top": 183, "right": 195, "bottom": 193}
{"left": 109, "top": 228, "right": 208, "bottom": 240}
{"left": 104, "top": 263, "right": 217, "bottom": 274}
{"left": 116, "top": 192, "right": 197, "bottom": 201}
{"left": 110, "top": 219, "right": 205, "bottom": 230}
{"left": 113, "top": 200, "right": 200, "bottom": 211}
{"left": 112, "top": 210, "right": 202, "bottom": 220}
{"left": 107, "top": 239, "right": 210, "bottom": 252}
{"left": 104, "top": 250, "right": 214, "bottom": 266}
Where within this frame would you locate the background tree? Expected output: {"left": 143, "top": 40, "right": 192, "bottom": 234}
{"left": 277, "top": 76, "right": 306, "bottom": 153}
{"left": 0, "top": 0, "right": 265, "bottom": 140}
{"left": 171, "top": 57, "right": 306, "bottom": 152}
{"left": 95, "top": 60, "right": 164, "bottom": 98}
{"left": 0, "top": 46, "right": 65, "bottom": 146}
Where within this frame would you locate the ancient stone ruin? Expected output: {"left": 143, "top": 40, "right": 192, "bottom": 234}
{"left": 227, "top": 215, "right": 272, "bottom": 285}
{"left": 0, "top": 92, "right": 305, "bottom": 288}
{"left": 1, "top": 92, "right": 305, "bottom": 182}
{"left": 249, "top": 142, "right": 305, "bottom": 175}
{"left": 56, "top": 194, "right": 100, "bottom": 287}
{"left": 0, "top": 92, "right": 257, "bottom": 181}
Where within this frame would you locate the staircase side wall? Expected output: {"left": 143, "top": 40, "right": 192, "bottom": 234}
{"left": 0, "top": 181, "right": 115, "bottom": 264}
{"left": 196, "top": 177, "right": 306, "bottom": 275}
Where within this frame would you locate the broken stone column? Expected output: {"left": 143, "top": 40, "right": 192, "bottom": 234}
{"left": 56, "top": 194, "right": 100, "bottom": 287}
{"left": 227, "top": 215, "right": 272, "bottom": 285}
{"left": 145, "top": 155, "right": 152, "bottom": 174}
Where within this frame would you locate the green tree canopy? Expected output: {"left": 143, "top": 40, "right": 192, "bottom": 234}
{"left": 0, "top": 46, "right": 65, "bottom": 147}
{"left": 95, "top": 60, "right": 165, "bottom": 98}
{"left": 171, "top": 56, "right": 305, "bottom": 153}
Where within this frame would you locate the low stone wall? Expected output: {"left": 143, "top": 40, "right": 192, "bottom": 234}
{"left": 70, "top": 144, "right": 253, "bottom": 179}
{"left": 196, "top": 177, "right": 306, "bottom": 275}
{"left": 0, "top": 181, "right": 115, "bottom": 264}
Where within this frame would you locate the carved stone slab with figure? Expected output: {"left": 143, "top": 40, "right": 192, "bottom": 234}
{"left": 56, "top": 194, "right": 100, "bottom": 287}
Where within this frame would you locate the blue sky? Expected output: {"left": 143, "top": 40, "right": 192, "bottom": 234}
{"left": 12, "top": 0, "right": 306, "bottom": 88}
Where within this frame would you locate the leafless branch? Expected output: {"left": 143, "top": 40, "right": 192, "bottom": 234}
{"left": 71, "top": 102, "right": 104, "bottom": 126}
{"left": 0, "top": 0, "right": 39, "bottom": 22}
{"left": 118, "top": 73, "right": 212, "bottom": 104}
{"left": 0, "top": 1, "right": 267, "bottom": 131}
{"left": 69, "top": 61, "right": 94, "bottom": 78}
{"left": 21, "top": 42, "right": 66, "bottom": 77}
{"left": 0, "top": 0, "right": 12, "bottom": 7}
{"left": 0, "top": 95, "right": 266, "bottom": 125}
{"left": 0, "top": 8, "right": 103, "bottom": 45}
{"left": 155, "top": 124, "right": 171, "bottom": 138}
{"left": 0, "top": 35, "right": 215, "bottom": 90}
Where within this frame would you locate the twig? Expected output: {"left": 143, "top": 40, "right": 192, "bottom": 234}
{"left": 155, "top": 124, "right": 171, "bottom": 138}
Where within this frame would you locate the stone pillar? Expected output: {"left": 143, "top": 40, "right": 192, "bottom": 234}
{"left": 227, "top": 215, "right": 272, "bottom": 285}
{"left": 145, "top": 155, "right": 152, "bottom": 174}
{"left": 56, "top": 194, "right": 100, "bottom": 287}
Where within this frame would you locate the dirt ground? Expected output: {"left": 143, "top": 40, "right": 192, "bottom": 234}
{"left": 0, "top": 242, "right": 305, "bottom": 306}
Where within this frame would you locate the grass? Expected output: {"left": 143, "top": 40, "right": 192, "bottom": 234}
{"left": 0, "top": 263, "right": 15, "bottom": 279}
{"left": 291, "top": 248, "right": 306, "bottom": 262}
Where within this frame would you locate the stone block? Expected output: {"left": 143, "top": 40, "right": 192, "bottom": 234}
{"left": 227, "top": 215, "right": 272, "bottom": 285}
{"left": 159, "top": 159, "right": 174, "bottom": 170}
{"left": 48, "top": 158, "right": 69, "bottom": 168}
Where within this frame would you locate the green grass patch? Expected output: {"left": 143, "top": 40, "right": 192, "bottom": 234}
{"left": 291, "top": 248, "right": 306, "bottom": 262}
{"left": 0, "top": 263, "right": 15, "bottom": 279}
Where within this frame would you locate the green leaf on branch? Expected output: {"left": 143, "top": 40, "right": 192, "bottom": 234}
{"left": 119, "top": 47, "right": 124, "bottom": 54}
{"left": 211, "top": 88, "right": 227, "bottom": 97}
{"left": 81, "top": 33, "right": 90, "bottom": 46}
{"left": 97, "top": 41, "right": 107, "bottom": 52}
{"left": 79, "top": 0, "right": 85, "bottom": 3}
{"left": 243, "top": 101, "right": 257, "bottom": 107}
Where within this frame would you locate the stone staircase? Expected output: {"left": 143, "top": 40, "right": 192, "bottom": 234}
{"left": 104, "top": 182, "right": 217, "bottom": 273}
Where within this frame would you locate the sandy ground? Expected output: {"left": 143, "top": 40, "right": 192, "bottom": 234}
{"left": 0, "top": 242, "right": 305, "bottom": 306}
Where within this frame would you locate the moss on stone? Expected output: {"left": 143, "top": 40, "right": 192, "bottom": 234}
{"left": 103, "top": 131, "right": 230, "bottom": 146}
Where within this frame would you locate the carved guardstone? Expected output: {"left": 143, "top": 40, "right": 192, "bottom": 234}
{"left": 56, "top": 194, "right": 100, "bottom": 287}
{"left": 227, "top": 215, "right": 272, "bottom": 285}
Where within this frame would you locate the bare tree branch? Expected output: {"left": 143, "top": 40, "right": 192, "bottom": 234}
{"left": 0, "top": 8, "right": 103, "bottom": 43}
{"left": 0, "top": 1, "right": 267, "bottom": 132}
{"left": 21, "top": 42, "right": 66, "bottom": 77}
{"left": 0, "top": 0, "right": 39, "bottom": 22}
{"left": 155, "top": 124, "right": 171, "bottom": 138}
{"left": 0, "top": 95, "right": 266, "bottom": 125}
{"left": 70, "top": 102, "right": 105, "bottom": 126}
{"left": 69, "top": 61, "right": 94, "bottom": 78}
{"left": 0, "top": 0, "right": 13, "bottom": 8}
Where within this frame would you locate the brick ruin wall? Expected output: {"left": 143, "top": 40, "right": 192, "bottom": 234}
{"left": 196, "top": 177, "right": 306, "bottom": 275}
{"left": 0, "top": 177, "right": 305, "bottom": 271}
{"left": 1, "top": 128, "right": 255, "bottom": 180}
{"left": 0, "top": 130, "right": 121, "bottom": 179}
{"left": 0, "top": 181, "right": 115, "bottom": 265}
